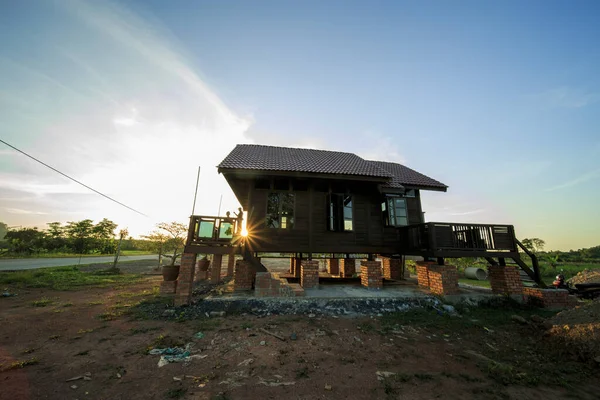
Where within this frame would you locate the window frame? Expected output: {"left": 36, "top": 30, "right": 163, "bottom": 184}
{"left": 382, "top": 195, "right": 409, "bottom": 227}
{"left": 327, "top": 193, "right": 354, "bottom": 232}
{"left": 265, "top": 191, "right": 295, "bottom": 230}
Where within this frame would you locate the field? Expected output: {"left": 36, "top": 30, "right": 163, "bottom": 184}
{"left": 0, "top": 265, "right": 599, "bottom": 400}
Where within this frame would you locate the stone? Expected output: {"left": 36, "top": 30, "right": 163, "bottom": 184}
{"left": 260, "top": 340, "right": 266, "bottom": 346}
{"left": 324, "top": 384, "right": 332, "bottom": 390}
{"left": 511, "top": 315, "right": 528, "bottom": 325}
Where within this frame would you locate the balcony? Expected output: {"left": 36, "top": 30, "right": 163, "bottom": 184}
{"left": 185, "top": 215, "right": 244, "bottom": 254}
{"left": 398, "top": 222, "right": 519, "bottom": 258}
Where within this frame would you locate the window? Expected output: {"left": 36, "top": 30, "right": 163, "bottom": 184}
{"left": 266, "top": 193, "right": 295, "bottom": 229}
{"left": 382, "top": 196, "right": 408, "bottom": 226}
{"left": 328, "top": 194, "right": 353, "bottom": 231}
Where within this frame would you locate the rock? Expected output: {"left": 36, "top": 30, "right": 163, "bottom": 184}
{"left": 84, "top": 372, "right": 91, "bottom": 377}
{"left": 210, "top": 311, "right": 226, "bottom": 317}
{"left": 594, "top": 356, "right": 600, "bottom": 364}
{"left": 260, "top": 340, "right": 266, "bottom": 346}
{"left": 530, "top": 315, "right": 544, "bottom": 324}
{"left": 442, "top": 304, "right": 456, "bottom": 313}
{"left": 83, "top": 376, "right": 92, "bottom": 381}
{"left": 238, "top": 358, "right": 254, "bottom": 366}
{"left": 511, "top": 315, "right": 528, "bottom": 325}
{"left": 324, "top": 384, "right": 332, "bottom": 390}
{"left": 308, "top": 313, "right": 316, "bottom": 318}
{"left": 70, "top": 385, "right": 78, "bottom": 389}
{"left": 376, "top": 371, "right": 396, "bottom": 381}
{"left": 162, "top": 309, "right": 176, "bottom": 317}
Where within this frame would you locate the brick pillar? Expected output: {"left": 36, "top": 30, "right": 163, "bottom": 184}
{"left": 233, "top": 260, "right": 254, "bottom": 291}
{"left": 360, "top": 260, "right": 383, "bottom": 289}
{"left": 226, "top": 253, "right": 235, "bottom": 277}
{"left": 427, "top": 265, "right": 459, "bottom": 295}
{"left": 327, "top": 258, "right": 339, "bottom": 276}
{"left": 209, "top": 254, "right": 223, "bottom": 284}
{"left": 175, "top": 253, "right": 197, "bottom": 306}
{"left": 488, "top": 265, "right": 523, "bottom": 296}
{"left": 382, "top": 257, "right": 403, "bottom": 280}
{"left": 289, "top": 258, "right": 295, "bottom": 274}
{"left": 160, "top": 280, "right": 177, "bottom": 295}
{"left": 293, "top": 257, "right": 302, "bottom": 278}
{"left": 416, "top": 261, "right": 434, "bottom": 287}
{"left": 339, "top": 258, "right": 356, "bottom": 278}
{"left": 301, "top": 260, "right": 319, "bottom": 288}
{"left": 523, "top": 287, "right": 576, "bottom": 309}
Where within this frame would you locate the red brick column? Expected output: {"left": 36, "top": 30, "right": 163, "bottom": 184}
{"left": 488, "top": 265, "right": 523, "bottom": 296}
{"left": 293, "top": 257, "right": 302, "bottom": 278}
{"left": 427, "top": 265, "right": 459, "bottom": 295}
{"left": 360, "top": 260, "right": 383, "bottom": 289}
{"left": 339, "top": 258, "right": 356, "bottom": 278}
{"left": 382, "top": 257, "right": 403, "bottom": 280}
{"left": 226, "top": 253, "right": 235, "bottom": 277}
{"left": 175, "top": 252, "right": 197, "bottom": 306}
{"left": 416, "top": 261, "right": 434, "bottom": 287}
{"left": 327, "top": 259, "right": 340, "bottom": 276}
{"left": 233, "top": 260, "right": 254, "bottom": 291}
{"left": 301, "top": 260, "right": 319, "bottom": 288}
{"left": 523, "top": 287, "right": 577, "bottom": 309}
{"left": 209, "top": 254, "right": 223, "bottom": 284}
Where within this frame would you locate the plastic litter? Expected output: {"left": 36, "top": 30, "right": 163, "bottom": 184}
{"left": 149, "top": 343, "right": 207, "bottom": 367}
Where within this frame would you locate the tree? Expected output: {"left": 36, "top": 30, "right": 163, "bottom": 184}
{"left": 5, "top": 228, "right": 46, "bottom": 254}
{"left": 521, "top": 238, "right": 545, "bottom": 254}
{"left": 65, "top": 219, "right": 95, "bottom": 254}
{"left": 0, "top": 222, "right": 7, "bottom": 240}
{"left": 140, "top": 231, "right": 169, "bottom": 268}
{"left": 93, "top": 218, "right": 118, "bottom": 254}
{"left": 156, "top": 222, "right": 187, "bottom": 266}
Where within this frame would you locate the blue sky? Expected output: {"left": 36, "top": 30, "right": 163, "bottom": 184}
{"left": 0, "top": 0, "right": 599, "bottom": 250}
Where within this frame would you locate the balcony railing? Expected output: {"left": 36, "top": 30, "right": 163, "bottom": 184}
{"left": 187, "top": 215, "right": 243, "bottom": 247}
{"left": 398, "top": 222, "right": 518, "bottom": 257}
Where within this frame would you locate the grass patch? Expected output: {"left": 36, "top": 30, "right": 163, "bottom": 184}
{"left": 194, "top": 319, "right": 222, "bottom": 331}
{"left": 295, "top": 366, "right": 310, "bottom": 379}
{"left": 0, "top": 266, "right": 142, "bottom": 291}
{"left": 458, "top": 278, "right": 491, "bottom": 288}
{"left": 165, "top": 388, "right": 187, "bottom": 399}
{"left": 61, "top": 302, "right": 73, "bottom": 307}
{"left": 1, "top": 358, "right": 39, "bottom": 371}
{"left": 129, "top": 326, "right": 161, "bottom": 335}
{"left": 30, "top": 298, "right": 53, "bottom": 307}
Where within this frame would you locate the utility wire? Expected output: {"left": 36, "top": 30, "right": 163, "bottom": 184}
{"left": 1, "top": 138, "right": 148, "bottom": 217}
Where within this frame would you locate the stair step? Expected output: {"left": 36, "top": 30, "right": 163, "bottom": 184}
{"left": 288, "top": 283, "right": 305, "bottom": 297}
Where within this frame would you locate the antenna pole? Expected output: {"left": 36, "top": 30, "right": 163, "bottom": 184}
{"left": 217, "top": 194, "right": 223, "bottom": 216}
{"left": 191, "top": 166, "right": 201, "bottom": 215}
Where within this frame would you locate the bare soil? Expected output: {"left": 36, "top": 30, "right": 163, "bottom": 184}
{"left": 1, "top": 275, "right": 599, "bottom": 400}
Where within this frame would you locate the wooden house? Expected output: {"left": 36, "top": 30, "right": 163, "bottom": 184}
{"left": 182, "top": 144, "right": 542, "bottom": 292}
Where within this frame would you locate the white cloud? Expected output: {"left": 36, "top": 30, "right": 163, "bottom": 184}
{"left": 0, "top": 0, "right": 253, "bottom": 236}
{"left": 545, "top": 168, "right": 600, "bottom": 191}
{"left": 5, "top": 208, "right": 48, "bottom": 215}
{"left": 533, "top": 86, "right": 600, "bottom": 109}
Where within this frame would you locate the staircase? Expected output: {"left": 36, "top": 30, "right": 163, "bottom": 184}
{"left": 485, "top": 239, "right": 545, "bottom": 288}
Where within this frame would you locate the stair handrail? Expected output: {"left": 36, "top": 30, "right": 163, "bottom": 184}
{"left": 515, "top": 238, "right": 543, "bottom": 285}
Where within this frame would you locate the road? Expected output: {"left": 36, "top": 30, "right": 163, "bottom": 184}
{"left": 0, "top": 255, "right": 159, "bottom": 271}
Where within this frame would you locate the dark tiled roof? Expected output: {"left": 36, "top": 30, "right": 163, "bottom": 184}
{"left": 218, "top": 144, "right": 392, "bottom": 178}
{"left": 368, "top": 160, "right": 447, "bottom": 190}
{"left": 218, "top": 144, "right": 447, "bottom": 191}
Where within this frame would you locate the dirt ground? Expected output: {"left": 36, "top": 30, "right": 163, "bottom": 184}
{"left": 1, "top": 273, "right": 599, "bottom": 400}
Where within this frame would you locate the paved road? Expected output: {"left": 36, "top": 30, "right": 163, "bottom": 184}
{"left": 0, "top": 255, "right": 159, "bottom": 271}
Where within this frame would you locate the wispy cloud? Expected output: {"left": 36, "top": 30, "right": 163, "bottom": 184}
{"left": 533, "top": 86, "right": 600, "bottom": 109}
{"left": 0, "top": 0, "right": 252, "bottom": 235}
{"left": 5, "top": 208, "right": 48, "bottom": 215}
{"left": 545, "top": 168, "right": 600, "bottom": 191}
{"left": 449, "top": 209, "right": 485, "bottom": 216}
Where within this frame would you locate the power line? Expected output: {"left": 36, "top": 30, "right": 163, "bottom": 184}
{"left": 1, "top": 138, "right": 148, "bottom": 217}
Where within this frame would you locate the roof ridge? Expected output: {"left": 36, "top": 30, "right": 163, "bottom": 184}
{"left": 236, "top": 143, "right": 361, "bottom": 157}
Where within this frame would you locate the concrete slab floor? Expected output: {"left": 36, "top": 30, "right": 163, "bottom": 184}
{"left": 203, "top": 279, "right": 494, "bottom": 302}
